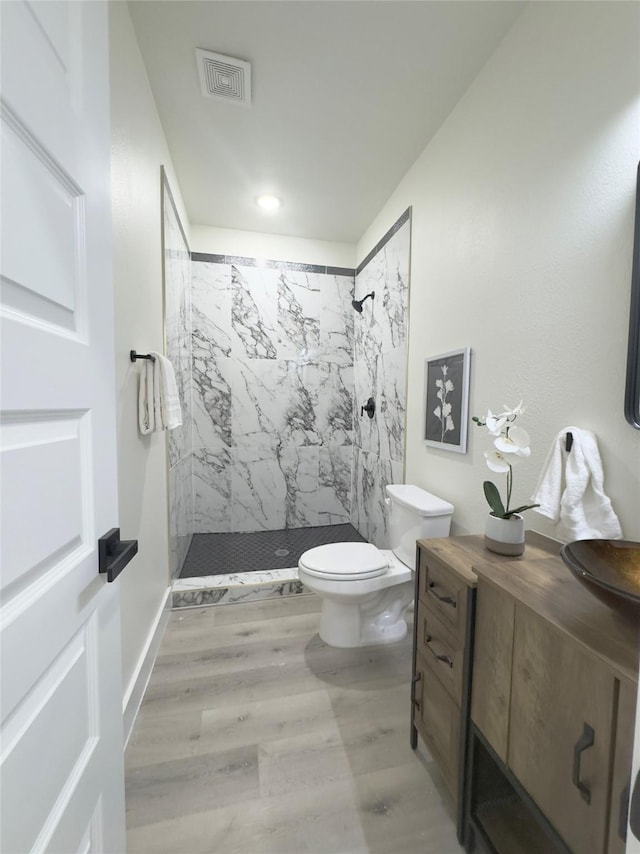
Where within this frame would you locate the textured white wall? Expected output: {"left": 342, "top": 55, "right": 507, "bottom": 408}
{"left": 110, "top": 2, "right": 190, "bottom": 704}
{"left": 191, "top": 224, "right": 356, "bottom": 269}
{"left": 358, "top": 2, "right": 640, "bottom": 540}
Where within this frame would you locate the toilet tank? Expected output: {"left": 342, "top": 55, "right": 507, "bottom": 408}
{"left": 386, "top": 484, "right": 454, "bottom": 568}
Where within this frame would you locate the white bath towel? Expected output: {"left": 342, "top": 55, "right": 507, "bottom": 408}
{"left": 137, "top": 352, "right": 183, "bottom": 434}
{"left": 530, "top": 427, "right": 622, "bottom": 540}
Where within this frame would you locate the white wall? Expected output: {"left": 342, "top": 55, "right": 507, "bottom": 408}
{"left": 191, "top": 224, "right": 355, "bottom": 268}
{"left": 358, "top": 1, "right": 640, "bottom": 540}
{"left": 110, "top": 2, "right": 190, "bottom": 711}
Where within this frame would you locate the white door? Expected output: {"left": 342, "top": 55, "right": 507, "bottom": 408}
{"left": 0, "top": 2, "right": 126, "bottom": 852}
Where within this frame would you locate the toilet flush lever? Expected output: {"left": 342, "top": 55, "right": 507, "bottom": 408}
{"left": 361, "top": 397, "right": 376, "bottom": 419}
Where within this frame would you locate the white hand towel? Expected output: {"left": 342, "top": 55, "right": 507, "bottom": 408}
{"left": 531, "top": 427, "right": 622, "bottom": 540}
{"left": 138, "top": 358, "right": 155, "bottom": 435}
{"left": 137, "top": 353, "right": 182, "bottom": 434}
{"left": 155, "top": 352, "right": 183, "bottom": 431}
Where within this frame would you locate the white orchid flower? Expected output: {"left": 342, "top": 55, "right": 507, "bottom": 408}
{"left": 446, "top": 415, "right": 455, "bottom": 431}
{"left": 485, "top": 409, "right": 507, "bottom": 436}
{"left": 445, "top": 379, "right": 454, "bottom": 392}
{"left": 501, "top": 400, "right": 526, "bottom": 417}
{"left": 494, "top": 425, "right": 531, "bottom": 457}
{"left": 485, "top": 449, "right": 510, "bottom": 473}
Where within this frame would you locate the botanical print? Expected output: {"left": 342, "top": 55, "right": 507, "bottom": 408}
{"left": 424, "top": 348, "right": 470, "bottom": 453}
{"left": 434, "top": 364, "right": 455, "bottom": 442}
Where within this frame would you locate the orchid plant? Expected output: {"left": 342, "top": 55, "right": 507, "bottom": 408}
{"left": 472, "top": 401, "right": 539, "bottom": 520}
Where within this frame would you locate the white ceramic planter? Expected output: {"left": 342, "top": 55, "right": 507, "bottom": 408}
{"left": 484, "top": 513, "right": 525, "bottom": 556}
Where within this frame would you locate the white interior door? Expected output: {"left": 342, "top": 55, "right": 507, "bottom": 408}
{"left": 0, "top": 2, "right": 126, "bottom": 852}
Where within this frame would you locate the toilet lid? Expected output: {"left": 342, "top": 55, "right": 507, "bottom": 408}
{"left": 299, "top": 542, "right": 388, "bottom": 580}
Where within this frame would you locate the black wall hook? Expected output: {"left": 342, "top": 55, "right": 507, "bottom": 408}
{"left": 565, "top": 431, "right": 573, "bottom": 452}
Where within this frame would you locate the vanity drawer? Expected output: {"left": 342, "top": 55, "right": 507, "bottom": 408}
{"left": 414, "top": 652, "right": 460, "bottom": 798}
{"left": 416, "top": 600, "right": 464, "bottom": 705}
{"left": 419, "top": 551, "right": 468, "bottom": 639}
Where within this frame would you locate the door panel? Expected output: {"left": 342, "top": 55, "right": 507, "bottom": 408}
{"left": 0, "top": 2, "right": 126, "bottom": 852}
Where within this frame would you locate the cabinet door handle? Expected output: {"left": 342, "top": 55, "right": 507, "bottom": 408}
{"left": 572, "top": 722, "right": 595, "bottom": 804}
{"left": 424, "top": 634, "right": 454, "bottom": 668}
{"left": 428, "top": 580, "right": 456, "bottom": 608}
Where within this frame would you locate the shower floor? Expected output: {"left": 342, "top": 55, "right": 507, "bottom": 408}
{"left": 179, "top": 523, "right": 367, "bottom": 578}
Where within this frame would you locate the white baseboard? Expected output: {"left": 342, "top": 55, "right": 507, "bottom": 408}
{"left": 122, "top": 586, "right": 171, "bottom": 748}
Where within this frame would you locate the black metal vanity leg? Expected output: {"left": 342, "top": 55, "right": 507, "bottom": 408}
{"left": 410, "top": 724, "right": 418, "bottom": 750}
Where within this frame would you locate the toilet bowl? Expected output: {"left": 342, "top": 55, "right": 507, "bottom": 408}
{"left": 298, "top": 485, "right": 454, "bottom": 648}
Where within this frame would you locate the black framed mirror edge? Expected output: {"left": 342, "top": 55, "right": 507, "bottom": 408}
{"left": 625, "top": 161, "right": 640, "bottom": 429}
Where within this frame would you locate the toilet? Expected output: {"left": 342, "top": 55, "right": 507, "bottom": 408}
{"left": 298, "top": 484, "right": 454, "bottom": 648}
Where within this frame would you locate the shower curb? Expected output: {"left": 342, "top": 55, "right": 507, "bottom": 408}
{"left": 172, "top": 568, "right": 311, "bottom": 609}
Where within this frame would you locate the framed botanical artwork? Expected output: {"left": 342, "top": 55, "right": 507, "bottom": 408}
{"left": 424, "top": 347, "right": 471, "bottom": 453}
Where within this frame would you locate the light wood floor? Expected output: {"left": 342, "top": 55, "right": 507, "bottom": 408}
{"left": 125, "top": 594, "right": 463, "bottom": 854}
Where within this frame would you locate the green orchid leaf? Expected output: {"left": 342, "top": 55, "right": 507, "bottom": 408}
{"left": 483, "top": 480, "right": 506, "bottom": 517}
{"left": 506, "top": 503, "right": 540, "bottom": 516}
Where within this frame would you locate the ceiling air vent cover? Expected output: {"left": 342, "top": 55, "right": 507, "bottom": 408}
{"left": 195, "top": 48, "right": 251, "bottom": 106}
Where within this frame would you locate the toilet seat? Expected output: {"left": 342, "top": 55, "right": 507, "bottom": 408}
{"left": 298, "top": 542, "right": 388, "bottom": 581}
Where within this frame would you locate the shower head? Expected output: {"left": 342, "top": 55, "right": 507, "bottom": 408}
{"left": 352, "top": 292, "right": 375, "bottom": 313}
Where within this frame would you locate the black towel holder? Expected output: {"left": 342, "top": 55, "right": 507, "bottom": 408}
{"left": 565, "top": 431, "right": 573, "bottom": 452}
{"left": 130, "top": 350, "right": 155, "bottom": 363}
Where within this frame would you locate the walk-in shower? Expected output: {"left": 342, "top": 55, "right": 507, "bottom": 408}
{"left": 162, "top": 171, "right": 412, "bottom": 585}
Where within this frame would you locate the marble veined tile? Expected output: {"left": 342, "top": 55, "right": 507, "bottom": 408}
{"left": 169, "top": 454, "right": 194, "bottom": 577}
{"left": 350, "top": 447, "right": 377, "bottom": 545}
{"left": 318, "top": 445, "right": 352, "bottom": 524}
{"left": 377, "top": 346, "right": 407, "bottom": 464}
{"left": 319, "top": 275, "right": 355, "bottom": 366}
{"left": 351, "top": 449, "right": 403, "bottom": 549}
{"left": 191, "top": 285, "right": 232, "bottom": 360}
{"left": 192, "top": 447, "right": 232, "bottom": 534}
{"left": 277, "top": 270, "right": 320, "bottom": 361}
{"left": 277, "top": 361, "right": 320, "bottom": 447}
{"left": 317, "top": 363, "right": 353, "bottom": 443}
{"left": 172, "top": 579, "right": 308, "bottom": 609}
{"left": 173, "top": 568, "right": 300, "bottom": 591}
{"left": 278, "top": 445, "right": 319, "bottom": 528}
{"left": 192, "top": 261, "right": 232, "bottom": 300}
{"left": 232, "top": 359, "right": 281, "bottom": 448}
{"left": 354, "top": 356, "right": 380, "bottom": 457}
{"left": 231, "top": 265, "right": 278, "bottom": 359}
{"left": 191, "top": 356, "right": 233, "bottom": 450}
{"left": 231, "top": 444, "right": 287, "bottom": 532}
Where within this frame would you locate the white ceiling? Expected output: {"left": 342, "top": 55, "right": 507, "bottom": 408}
{"left": 128, "top": 1, "right": 524, "bottom": 244}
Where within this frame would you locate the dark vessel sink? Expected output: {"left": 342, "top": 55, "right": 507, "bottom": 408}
{"left": 560, "top": 539, "right": 640, "bottom": 619}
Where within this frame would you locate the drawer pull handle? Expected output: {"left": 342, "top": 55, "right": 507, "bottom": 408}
{"left": 428, "top": 581, "right": 456, "bottom": 608}
{"left": 425, "top": 634, "right": 454, "bottom": 669}
{"left": 572, "top": 722, "right": 595, "bottom": 804}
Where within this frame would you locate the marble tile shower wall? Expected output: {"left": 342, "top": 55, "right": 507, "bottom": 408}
{"left": 191, "top": 260, "right": 355, "bottom": 533}
{"left": 351, "top": 218, "right": 410, "bottom": 548}
{"left": 163, "top": 183, "right": 193, "bottom": 577}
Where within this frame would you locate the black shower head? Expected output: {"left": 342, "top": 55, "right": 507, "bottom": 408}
{"left": 352, "top": 292, "right": 375, "bottom": 313}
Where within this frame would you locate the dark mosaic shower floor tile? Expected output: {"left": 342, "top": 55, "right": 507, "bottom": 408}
{"left": 180, "top": 524, "right": 367, "bottom": 578}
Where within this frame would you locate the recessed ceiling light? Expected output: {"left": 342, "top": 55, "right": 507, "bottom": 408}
{"left": 256, "top": 194, "right": 282, "bottom": 212}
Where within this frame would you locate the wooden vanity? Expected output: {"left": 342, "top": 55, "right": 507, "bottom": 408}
{"left": 411, "top": 533, "right": 639, "bottom": 853}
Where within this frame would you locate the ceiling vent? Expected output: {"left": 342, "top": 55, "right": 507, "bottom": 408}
{"left": 195, "top": 48, "right": 251, "bottom": 106}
